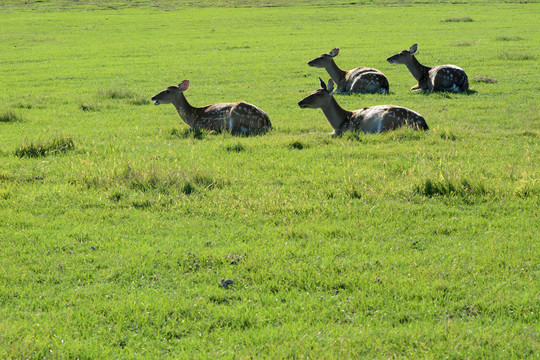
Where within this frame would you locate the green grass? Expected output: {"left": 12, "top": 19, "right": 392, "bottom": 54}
{"left": 0, "top": 110, "right": 23, "bottom": 123}
{"left": 1, "top": 0, "right": 539, "bottom": 359}
{"left": 14, "top": 135, "right": 75, "bottom": 158}
{"left": 443, "top": 16, "right": 474, "bottom": 22}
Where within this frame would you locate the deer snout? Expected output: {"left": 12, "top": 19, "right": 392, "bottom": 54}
{"left": 307, "top": 59, "right": 324, "bottom": 67}
{"left": 151, "top": 95, "right": 161, "bottom": 105}
{"left": 298, "top": 100, "right": 310, "bottom": 109}
{"left": 386, "top": 56, "right": 395, "bottom": 64}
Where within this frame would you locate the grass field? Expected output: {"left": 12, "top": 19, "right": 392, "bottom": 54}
{"left": 0, "top": 0, "right": 539, "bottom": 358}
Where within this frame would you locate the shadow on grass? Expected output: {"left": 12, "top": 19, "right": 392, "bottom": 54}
{"left": 343, "top": 127, "right": 428, "bottom": 143}
{"left": 170, "top": 126, "right": 272, "bottom": 140}
{"left": 418, "top": 89, "right": 478, "bottom": 97}
{"left": 288, "top": 140, "right": 306, "bottom": 150}
{"left": 170, "top": 127, "right": 209, "bottom": 140}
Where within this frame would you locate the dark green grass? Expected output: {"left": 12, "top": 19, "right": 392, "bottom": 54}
{"left": 0, "top": 110, "right": 23, "bottom": 123}
{"left": 14, "top": 135, "right": 74, "bottom": 158}
{"left": 443, "top": 16, "right": 474, "bottom": 22}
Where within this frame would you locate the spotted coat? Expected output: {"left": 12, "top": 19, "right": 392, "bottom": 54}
{"left": 298, "top": 78, "right": 428, "bottom": 135}
{"left": 151, "top": 81, "right": 271, "bottom": 134}
{"left": 387, "top": 44, "right": 469, "bottom": 92}
{"left": 346, "top": 105, "right": 428, "bottom": 133}
{"left": 308, "top": 48, "right": 389, "bottom": 94}
{"left": 341, "top": 67, "right": 390, "bottom": 94}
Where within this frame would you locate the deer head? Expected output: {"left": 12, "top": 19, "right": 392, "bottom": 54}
{"left": 298, "top": 78, "right": 335, "bottom": 109}
{"left": 307, "top": 48, "right": 340, "bottom": 68}
{"left": 387, "top": 44, "right": 418, "bottom": 64}
{"left": 151, "top": 80, "right": 190, "bottom": 105}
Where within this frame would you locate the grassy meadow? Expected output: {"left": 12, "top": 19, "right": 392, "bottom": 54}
{"left": 0, "top": 0, "right": 539, "bottom": 358}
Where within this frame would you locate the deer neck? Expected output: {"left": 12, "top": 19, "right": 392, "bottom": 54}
{"left": 321, "top": 97, "right": 350, "bottom": 131}
{"left": 325, "top": 59, "right": 347, "bottom": 85}
{"left": 405, "top": 56, "right": 430, "bottom": 84}
{"left": 172, "top": 92, "right": 197, "bottom": 127}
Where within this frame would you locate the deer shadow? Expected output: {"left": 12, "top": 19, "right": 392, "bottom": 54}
{"left": 170, "top": 127, "right": 272, "bottom": 140}
{"left": 418, "top": 89, "right": 478, "bottom": 97}
{"left": 170, "top": 127, "right": 209, "bottom": 140}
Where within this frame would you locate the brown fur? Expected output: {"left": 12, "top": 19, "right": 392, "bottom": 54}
{"left": 308, "top": 48, "right": 389, "bottom": 94}
{"left": 151, "top": 80, "right": 271, "bottom": 134}
{"left": 298, "top": 78, "right": 428, "bottom": 135}
{"left": 387, "top": 44, "right": 469, "bottom": 92}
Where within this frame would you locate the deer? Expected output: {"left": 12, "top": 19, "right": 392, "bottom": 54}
{"left": 387, "top": 44, "right": 469, "bottom": 92}
{"left": 307, "top": 48, "right": 389, "bottom": 94}
{"left": 298, "top": 78, "right": 428, "bottom": 135}
{"left": 151, "top": 80, "right": 272, "bottom": 134}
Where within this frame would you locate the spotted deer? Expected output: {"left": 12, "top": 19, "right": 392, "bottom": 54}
{"left": 387, "top": 44, "right": 469, "bottom": 92}
{"left": 151, "top": 80, "right": 272, "bottom": 134}
{"left": 308, "top": 48, "right": 389, "bottom": 94}
{"left": 298, "top": 78, "right": 428, "bottom": 135}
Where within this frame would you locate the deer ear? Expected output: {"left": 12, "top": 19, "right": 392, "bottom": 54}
{"left": 179, "top": 80, "right": 190, "bottom": 91}
{"left": 319, "top": 77, "right": 327, "bottom": 90}
{"left": 409, "top": 44, "right": 418, "bottom": 54}
{"left": 327, "top": 79, "right": 334, "bottom": 93}
{"left": 329, "top": 48, "right": 340, "bottom": 57}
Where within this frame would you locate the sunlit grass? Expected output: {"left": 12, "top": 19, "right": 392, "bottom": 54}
{"left": 0, "top": 1, "right": 538, "bottom": 358}
{"left": 14, "top": 135, "right": 74, "bottom": 158}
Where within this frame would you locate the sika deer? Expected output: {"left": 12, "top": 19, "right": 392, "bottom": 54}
{"left": 308, "top": 48, "right": 389, "bottom": 94}
{"left": 387, "top": 44, "right": 469, "bottom": 92}
{"left": 298, "top": 78, "right": 428, "bottom": 135}
{"left": 151, "top": 80, "right": 272, "bottom": 134}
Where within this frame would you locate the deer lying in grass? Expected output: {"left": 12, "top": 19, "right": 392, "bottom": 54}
{"left": 298, "top": 78, "right": 428, "bottom": 135}
{"left": 387, "top": 44, "right": 469, "bottom": 92}
{"left": 151, "top": 80, "right": 272, "bottom": 134}
{"left": 308, "top": 48, "right": 389, "bottom": 94}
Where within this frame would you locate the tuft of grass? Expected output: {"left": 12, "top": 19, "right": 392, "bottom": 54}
{"left": 440, "top": 130, "right": 457, "bottom": 141}
{"left": 498, "top": 52, "right": 536, "bottom": 61}
{"left": 414, "top": 177, "right": 490, "bottom": 201}
{"left": 128, "top": 97, "right": 151, "bottom": 106}
{"left": 514, "top": 180, "right": 539, "bottom": 199}
{"left": 99, "top": 88, "right": 135, "bottom": 100}
{"left": 520, "top": 131, "right": 538, "bottom": 138}
{"left": 443, "top": 16, "right": 473, "bottom": 22}
{"left": 473, "top": 77, "right": 497, "bottom": 83}
{"left": 14, "top": 135, "right": 74, "bottom": 158}
{"left": 225, "top": 142, "right": 246, "bottom": 152}
{"left": 79, "top": 163, "right": 221, "bottom": 196}
{"left": 108, "top": 190, "right": 123, "bottom": 202}
{"left": 15, "top": 102, "right": 33, "bottom": 109}
{"left": 0, "top": 110, "right": 23, "bottom": 123}
{"left": 496, "top": 35, "right": 524, "bottom": 41}
{"left": 345, "top": 185, "right": 362, "bottom": 199}
{"left": 452, "top": 41, "right": 475, "bottom": 46}
{"left": 99, "top": 89, "right": 150, "bottom": 105}
{"left": 79, "top": 103, "right": 100, "bottom": 111}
